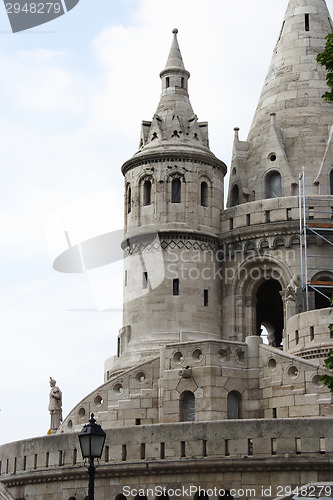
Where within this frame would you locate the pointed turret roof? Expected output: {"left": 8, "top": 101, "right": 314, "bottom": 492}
{"left": 122, "top": 29, "right": 226, "bottom": 174}
{"left": 163, "top": 28, "right": 187, "bottom": 72}
{"left": 228, "top": 0, "right": 333, "bottom": 204}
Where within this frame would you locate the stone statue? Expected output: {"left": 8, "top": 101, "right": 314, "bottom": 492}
{"left": 48, "top": 377, "right": 62, "bottom": 434}
{"left": 285, "top": 274, "right": 301, "bottom": 302}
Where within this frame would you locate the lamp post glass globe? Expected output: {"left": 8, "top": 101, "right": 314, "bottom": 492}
{"left": 78, "top": 413, "right": 106, "bottom": 460}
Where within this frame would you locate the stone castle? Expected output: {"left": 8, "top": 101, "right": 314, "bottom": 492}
{"left": 1, "top": 0, "right": 333, "bottom": 498}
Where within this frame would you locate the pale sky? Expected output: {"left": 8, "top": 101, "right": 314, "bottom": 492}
{"left": 0, "top": 0, "right": 330, "bottom": 444}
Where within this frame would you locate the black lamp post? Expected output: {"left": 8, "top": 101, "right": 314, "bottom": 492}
{"left": 78, "top": 413, "right": 106, "bottom": 500}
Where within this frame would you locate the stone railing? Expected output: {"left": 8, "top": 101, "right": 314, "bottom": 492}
{"left": 220, "top": 196, "right": 333, "bottom": 234}
{"left": 1, "top": 418, "right": 333, "bottom": 480}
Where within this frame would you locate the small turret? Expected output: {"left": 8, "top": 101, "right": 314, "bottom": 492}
{"left": 106, "top": 30, "right": 227, "bottom": 375}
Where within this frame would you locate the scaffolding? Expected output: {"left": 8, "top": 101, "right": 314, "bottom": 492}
{"left": 299, "top": 168, "right": 333, "bottom": 311}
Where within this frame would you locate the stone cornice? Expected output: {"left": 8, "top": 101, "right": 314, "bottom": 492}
{"left": 3, "top": 456, "right": 332, "bottom": 488}
{"left": 121, "top": 149, "right": 227, "bottom": 176}
{"left": 219, "top": 220, "right": 300, "bottom": 245}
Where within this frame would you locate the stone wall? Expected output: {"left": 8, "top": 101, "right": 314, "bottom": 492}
{"left": 1, "top": 418, "right": 333, "bottom": 500}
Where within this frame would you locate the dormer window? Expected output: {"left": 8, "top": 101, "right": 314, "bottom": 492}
{"left": 267, "top": 171, "right": 282, "bottom": 198}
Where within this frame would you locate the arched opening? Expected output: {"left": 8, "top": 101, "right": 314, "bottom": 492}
{"left": 180, "top": 391, "right": 195, "bottom": 422}
{"left": 267, "top": 171, "right": 282, "bottom": 198}
{"left": 134, "top": 496, "right": 147, "bottom": 500}
{"left": 330, "top": 170, "right": 333, "bottom": 195}
{"left": 200, "top": 181, "right": 208, "bottom": 207}
{"left": 115, "top": 495, "right": 127, "bottom": 500}
{"left": 227, "top": 390, "right": 241, "bottom": 419}
{"left": 230, "top": 184, "right": 239, "bottom": 206}
{"left": 143, "top": 180, "right": 151, "bottom": 206}
{"left": 314, "top": 275, "right": 332, "bottom": 309}
{"left": 155, "top": 494, "right": 169, "bottom": 500}
{"left": 256, "top": 279, "right": 283, "bottom": 347}
{"left": 127, "top": 186, "right": 132, "bottom": 214}
{"left": 194, "top": 491, "right": 209, "bottom": 500}
{"left": 218, "top": 491, "right": 234, "bottom": 500}
{"left": 172, "top": 178, "right": 181, "bottom": 203}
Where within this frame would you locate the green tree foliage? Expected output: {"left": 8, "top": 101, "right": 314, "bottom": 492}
{"left": 320, "top": 296, "right": 333, "bottom": 391}
{"left": 317, "top": 33, "right": 333, "bottom": 102}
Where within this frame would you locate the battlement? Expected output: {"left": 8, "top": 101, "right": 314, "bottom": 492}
{"left": 1, "top": 419, "right": 333, "bottom": 497}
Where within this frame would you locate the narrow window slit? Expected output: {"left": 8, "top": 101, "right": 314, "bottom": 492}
{"left": 173, "top": 278, "right": 179, "bottom": 296}
{"left": 305, "top": 13, "right": 310, "bottom": 31}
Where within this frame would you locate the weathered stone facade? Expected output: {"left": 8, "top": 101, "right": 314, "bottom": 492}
{"left": 1, "top": 0, "right": 333, "bottom": 498}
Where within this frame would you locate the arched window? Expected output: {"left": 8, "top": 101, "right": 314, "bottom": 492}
{"left": 155, "top": 494, "right": 169, "bottom": 500}
{"left": 218, "top": 491, "right": 234, "bottom": 500}
{"left": 172, "top": 178, "right": 181, "bottom": 203}
{"left": 201, "top": 181, "right": 208, "bottom": 207}
{"left": 194, "top": 491, "right": 209, "bottom": 500}
{"left": 256, "top": 279, "right": 283, "bottom": 347}
{"left": 127, "top": 186, "right": 132, "bottom": 214}
{"left": 115, "top": 496, "right": 127, "bottom": 500}
{"left": 180, "top": 391, "right": 195, "bottom": 421}
{"left": 143, "top": 180, "right": 151, "bottom": 206}
{"left": 267, "top": 171, "right": 282, "bottom": 198}
{"left": 330, "top": 170, "right": 333, "bottom": 195}
{"left": 230, "top": 184, "right": 239, "bottom": 206}
{"left": 314, "top": 275, "right": 332, "bottom": 309}
{"left": 227, "top": 391, "right": 241, "bottom": 419}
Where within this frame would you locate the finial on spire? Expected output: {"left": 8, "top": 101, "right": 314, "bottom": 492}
{"left": 162, "top": 27, "right": 187, "bottom": 74}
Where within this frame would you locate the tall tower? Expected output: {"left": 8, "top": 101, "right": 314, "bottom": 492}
{"left": 228, "top": 0, "right": 333, "bottom": 205}
{"left": 105, "top": 29, "right": 227, "bottom": 374}
{"left": 222, "top": 0, "right": 333, "bottom": 353}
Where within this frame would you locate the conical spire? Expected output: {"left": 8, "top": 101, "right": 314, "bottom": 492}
{"left": 228, "top": 0, "right": 333, "bottom": 204}
{"left": 131, "top": 29, "right": 215, "bottom": 158}
{"left": 163, "top": 28, "right": 186, "bottom": 71}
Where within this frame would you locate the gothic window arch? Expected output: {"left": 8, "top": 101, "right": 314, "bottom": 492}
{"left": 266, "top": 171, "right": 282, "bottom": 198}
{"left": 180, "top": 391, "right": 195, "bottom": 422}
{"left": 230, "top": 184, "right": 239, "bottom": 206}
{"left": 227, "top": 390, "right": 242, "bottom": 419}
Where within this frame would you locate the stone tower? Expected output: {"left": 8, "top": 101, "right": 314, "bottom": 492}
{"left": 222, "top": 0, "right": 333, "bottom": 354}
{"left": 105, "top": 29, "right": 227, "bottom": 375}
{"left": 2, "top": 2, "right": 333, "bottom": 498}
{"left": 227, "top": 0, "right": 333, "bottom": 205}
